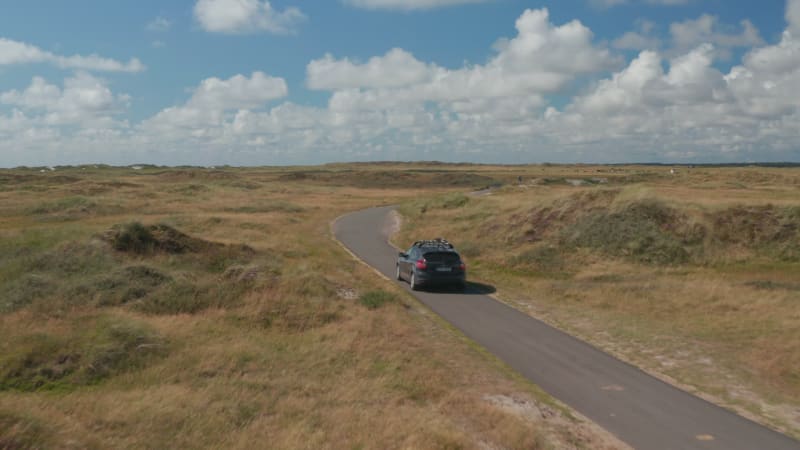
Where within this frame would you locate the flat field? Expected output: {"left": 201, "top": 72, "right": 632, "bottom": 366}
{"left": 0, "top": 164, "right": 624, "bottom": 449}
{"left": 396, "top": 164, "right": 800, "bottom": 439}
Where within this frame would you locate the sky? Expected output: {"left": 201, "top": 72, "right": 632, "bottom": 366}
{"left": 0, "top": 0, "right": 798, "bottom": 167}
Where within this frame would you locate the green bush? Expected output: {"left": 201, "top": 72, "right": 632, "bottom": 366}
{"left": 561, "top": 201, "right": 689, "bottom": 265}
{"left": 359, "top": 290, "right": 398, "bottom": 310}
{"left": 113, "top": 222, "right": 157, "bottom": 254}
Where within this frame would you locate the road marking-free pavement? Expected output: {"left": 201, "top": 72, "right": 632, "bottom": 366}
{"left": 333, "top": 205, "right": 800, "bottom": 450}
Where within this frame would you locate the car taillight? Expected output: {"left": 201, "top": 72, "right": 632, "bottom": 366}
{"left": 415, "top": 258, "right": 427, "bottom": 270}
{"left": 459, "top": 262, "right": 466, "bottom": 271}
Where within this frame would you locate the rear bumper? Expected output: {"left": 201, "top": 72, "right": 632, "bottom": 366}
{"left": 415, "top": 270, "right": 465, "bottom": 286}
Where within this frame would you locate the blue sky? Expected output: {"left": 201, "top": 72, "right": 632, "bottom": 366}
{"left": 1, "top": 0, "right": 798, "bottom": 166}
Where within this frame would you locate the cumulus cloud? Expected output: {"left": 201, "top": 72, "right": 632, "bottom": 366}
{"left": 670, "top": 15, "right": 763, "bottom": 58}
{"left": 4, "top": 2, "right": 800, "bottom": 167}
{"left": 0, "top": 38, "right": 145, "bottom": 72}
{"left": 788, "top": 0, "right": 800, "bottom": 34}
{"left": 613, "top": 20, "right": 661, "bottom": 50}
{"left": 141, "top": 72, "right": 288, "bottom": 135}
{"left": 309, "top": 8, "right": 618, "bottom": 111}
{"left": 188, "top": 72, "right": 288, "bottom": 110}
{"left": 343, "top": 0, "right": 489, "bottom": 10}
{"left": 194, "top": 0, "right": 305, "bottom": 34}
{"left": 307, "top": 48, "right": 435, "bottom": 90}
{"left": 1, "top": 72, "right": 130, "bottom": 127}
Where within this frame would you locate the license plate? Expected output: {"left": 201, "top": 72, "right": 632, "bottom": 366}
{"left": 436, "top": 267, "right": 452, "bottom": 272}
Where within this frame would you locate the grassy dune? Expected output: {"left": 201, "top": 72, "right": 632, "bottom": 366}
{"left": 396, "top": 165, "right": 800, "bottom": 438}
{"left": 0, "top": 166, "right": 623, "bottom": 449}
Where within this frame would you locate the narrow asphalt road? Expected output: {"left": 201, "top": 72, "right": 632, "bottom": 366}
{"left": 333, "top": 205, "right": 800, "bottom": 450}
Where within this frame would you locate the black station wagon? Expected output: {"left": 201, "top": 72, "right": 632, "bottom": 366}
{"left": 396, "top": 238, "right": 466, "bottom": 291}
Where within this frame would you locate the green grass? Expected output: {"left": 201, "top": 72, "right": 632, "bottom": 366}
{"left": 223, "top": 201, "right": 304, "bottom": 214}
{"left": 0, "top": 314, "right": 165, "bottom": 392}
{"left": 359, "top": 290, "right": 398, "bottom": 310}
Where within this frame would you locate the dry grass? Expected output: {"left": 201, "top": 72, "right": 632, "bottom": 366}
{"left": 396, "top": 165, "right": 800, "bottom": 438}
{"left": 0, "top": 165, "right": 624, "bottom": 449}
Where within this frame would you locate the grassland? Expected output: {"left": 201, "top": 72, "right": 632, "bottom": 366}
{"left": 0, "top": 165, "right": 624, "bottom": 449}
{"left": 396, "top": 164, "right": 800, "bottom": 438}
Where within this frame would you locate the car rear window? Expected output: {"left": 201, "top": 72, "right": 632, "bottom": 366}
{"left": 423, "top": 252, "right": 460, "bottom": 264}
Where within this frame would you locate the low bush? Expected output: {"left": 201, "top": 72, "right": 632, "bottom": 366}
{"left": 561, "top": 200, "right": 690, "bottom": 265}
{"left": 359, "top": 290, "right": 398, "bottom": 310}
{"left": 112, "top": 222, "right": 157, "bottom": 254}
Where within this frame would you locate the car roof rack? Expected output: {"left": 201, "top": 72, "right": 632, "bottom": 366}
{"left": 413, "top": 238, "right": 454, "bottom": 250}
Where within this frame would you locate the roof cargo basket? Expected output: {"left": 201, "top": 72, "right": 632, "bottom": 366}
{"left": 413, "top": 238, "right": 454, "bottom": 249}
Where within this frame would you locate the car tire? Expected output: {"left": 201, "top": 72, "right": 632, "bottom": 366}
{"left": 410, "top": 272, "right": 419, "bottom": 291}
{"left": 396, "top": 264, "right": 403, "bottom": 281}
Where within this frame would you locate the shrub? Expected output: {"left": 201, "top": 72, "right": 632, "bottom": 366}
{"left": 561, "top": 200, "right": 690, "bottom": 265}
{"left": 359, "top": 290, "right": 398, "bottom": 310}
{"left": 113, "top": 222, "right": 157, "bottom": 254}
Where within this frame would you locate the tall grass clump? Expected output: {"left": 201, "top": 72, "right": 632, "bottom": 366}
{"left": 359, "top": 290, "right": 398, "bottom": 310}
{"left": 0, "top": 411, "right": 49, "bottom": 449}
{"left": 0, "top": 316, "right": 165, "bottom": 392}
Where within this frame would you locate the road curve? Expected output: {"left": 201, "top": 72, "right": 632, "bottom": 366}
{"left": 333, "top": 205, "right": 800, "bottom": 450}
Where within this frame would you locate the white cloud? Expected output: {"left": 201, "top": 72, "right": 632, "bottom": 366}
{"left": 788, "top": 0, "right": 800, "bottom": 34}
{"left": 1, "top": 73, "right": 130, "bottom": 127}
{"left": 613, "top": 20, "right": 662, "bottom": 50}
{"left": 343, "top": 0, "right": 489, "bottom": 10}
{"left": 0, "top": 38, "right": 145, "bottom": 73}
{"left": 309, "top": 8, "right": 618, "bottom": 109}
{"left": 141, "top": 72, "right": 288, "bottom": 135}
{"left": 725, "top": 30, "right": 800, "bottom": 117}
{"left": 188, "top": 72, "right": 288, "bottom": 110}
{"left": 670, "top": 15, "right": 763, "bottom": 58}
{"left": 5, "top": 2, "right": 800, "bottom": 167}
{"left": 307, "top": 48, "right": 435, "bottom": 90}
{"left": 194, "top": 0, "right": 305, "bottom": 34}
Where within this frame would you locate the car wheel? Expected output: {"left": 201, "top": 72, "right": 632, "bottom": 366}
{"left": 410, "top": 272, "right": 419, "bottom": 291}
{"left": 396, "top": 264, "right": 403, "bottom": 281}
